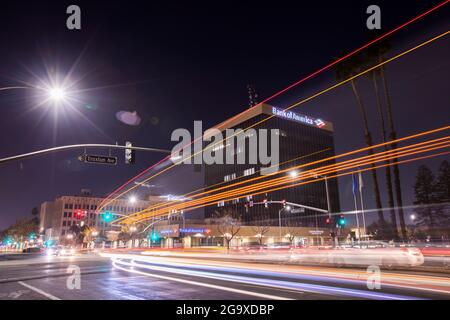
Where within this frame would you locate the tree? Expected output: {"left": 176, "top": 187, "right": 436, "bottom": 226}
{"left": 413, "top": 165, "right": 440, "bottom": 228}
{"left": 368, "top": 31, "right": 407, "bottom": 239}
{"left": 434, "top": 160, "right": 450, "bottom": 226}
{"left": 215, "top": 210, "right": 241, "bottom": 252}
{"left": 366, "top": 34, "right": 398, "bottom": 238}
{"left": 335, "top": 54, "right": 385, "bottom": 224}
{"left": 366, "top": 220, "right": 395, "bottom": 241}
{"left": 1, "top": 218, "right": 39, "bottom": 247}
{"left": 252, "top": 225, "right": 270, "bottom": 245}
{"left": 69, "top": 224, "right": 91, "bottom": 246}
{"left": 435, "top": 160, "right": 450, "bottom": 203}
{"left": 285, "top": 220, "right": 301, "bottom": 246}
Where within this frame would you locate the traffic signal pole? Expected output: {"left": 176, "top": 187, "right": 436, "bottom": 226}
{"left": 0, "top": 143, "right": 170, "bottom": 164}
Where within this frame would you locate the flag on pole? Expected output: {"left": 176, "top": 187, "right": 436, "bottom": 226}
{"left": 352, "top": 173, "right": 358, "bottom": 197}
{"left": 358, "top": 171, "right": 364, "bottom": 192}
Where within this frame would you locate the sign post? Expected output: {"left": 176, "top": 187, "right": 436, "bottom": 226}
{"left": 78, "top": 154, "right": 118, "bottom": 165}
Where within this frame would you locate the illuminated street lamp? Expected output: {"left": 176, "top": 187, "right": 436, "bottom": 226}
{"left": 130, "top": 226, "right": 137, "bottom": 233}
{"left": 66, "top": 234, "right": 74, "bottom": 240}
{"left": 129, "top": 196, "right": 137, "bottom": 204}
{"left": 47, "top": 87, "right": 66, "bottom": 102}
{"left": 288, "top": 170, "right": 299, "bottom": 178}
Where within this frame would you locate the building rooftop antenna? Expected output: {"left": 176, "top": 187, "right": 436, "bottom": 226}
{"left": 247, "top": 84, "right": 258, "bottom": 109}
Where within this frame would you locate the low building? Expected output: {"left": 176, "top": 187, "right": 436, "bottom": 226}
{"left": 152, "top": 221, "right": 333, "bottom": 248}
{"left": 39, "top": 190, "right": 162, "bottom": 243}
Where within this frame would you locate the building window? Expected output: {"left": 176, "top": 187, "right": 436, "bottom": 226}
{"left": 64, "top": 204, "right": 69, "bottom": 209}
{"left": 224, "top": 173, "right": 236, "bottom": 182}
{"left": 69, "top": 204, "right": 73, "bottom": 209}
{"left": 243, "top": 168, "right": 255, "bottom": 176}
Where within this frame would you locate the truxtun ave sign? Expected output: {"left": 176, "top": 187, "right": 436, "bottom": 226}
{"left": 78, "top": 154, "right": 117, "bottom": 165}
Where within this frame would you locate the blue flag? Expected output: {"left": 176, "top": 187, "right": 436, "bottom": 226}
{"left": 352, "top": 173, "right": 358, "bottom": 197}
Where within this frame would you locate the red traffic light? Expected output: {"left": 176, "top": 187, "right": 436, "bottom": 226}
{"left": 75, "top": 210, "right": 84, "bottom": 219}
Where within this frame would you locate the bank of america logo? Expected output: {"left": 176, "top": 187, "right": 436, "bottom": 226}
{"left": 314, "top": 119, "right": 325, "bottom": 128}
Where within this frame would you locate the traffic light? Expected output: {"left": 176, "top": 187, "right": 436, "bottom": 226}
{"left": 263, "top": 199, "right": 268, "bottom": 208}
{"left": 282, "top": 199, "right": 286, "bottom": 207}
{"left": 325, "top": 217, "right": 331, "bottom": 224}
{"left": 150, "top": 231, "right": 159, "bottom": 242}
{"left": 75, "top": 210, "right": 84, "bottom": 219}
{"left": 125, "top": 141, "right": 135, "bottom": 164}
{"left": 339, "top": 214, "right": 346, "bottom": 226}
{"left": 102, "top": 212, "right": 113, "bottom": 223}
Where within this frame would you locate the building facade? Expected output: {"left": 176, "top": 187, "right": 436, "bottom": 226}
{"left": 39, "top": 190, "right": 162, "bottom": 242}
{"left": 203, "top": 103, "right": 340, "bottom": 228}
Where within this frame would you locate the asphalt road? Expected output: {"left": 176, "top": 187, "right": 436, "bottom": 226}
{"left": 0, "top": 253, "right": 449, "bottom": 300}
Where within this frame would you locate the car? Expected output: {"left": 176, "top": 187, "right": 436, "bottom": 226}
{"left": 290, "top": 241, "right": 424, "bottom": 268}
{"left": 264, "top": 242, "right": 292, "bottom": 250}
{"left": 237, "top": 242, "right": 264, "bottom": 254}
{"left": 57, "top": 247, "right": 76, "bottom": 256}
{"left": 22, "top": 247, "right": 42, "bottom": 254}
{"left": 46, "top": 246, "right": 76, "bottom": 256}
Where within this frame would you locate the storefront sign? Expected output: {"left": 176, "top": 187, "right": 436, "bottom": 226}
{"left": 180, "top": 228, "right": 211, "bottom": 234}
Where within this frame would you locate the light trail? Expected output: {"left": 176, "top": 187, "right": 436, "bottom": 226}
{"left": 111, "top": 259, "right": 292, "bottom": 300}
{"left": 133, "top": 141, "right": 449, "bottom": 219}
{"left": 117, "top": 126, "right": 449, "bottom": 223}
{"left": 97, "top": 2, "right": 449, "bottom": 211}
{"left": 100, "top": 29, "right": 450, "bottom": 214}
{"left": 118, "top": 134, "right": 450, "bottom": 221}
{"left": 120, "top": 141, "right": 449, "bottom": 223}
{"left": 111, "top": 257, "right": 416, "bottom": 300}
{"left": 166, "top": 150, "right": 450, "bottom": 220}
{"left": 120, "top": 138, "right": 449, "bottom": 224}
{"left": 133, "top": 135, "right": 449, "bottom": 217}
{"left": 103, "top": 252, "right": 450, "bottom": 297}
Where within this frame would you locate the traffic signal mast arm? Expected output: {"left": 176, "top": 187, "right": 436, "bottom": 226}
{"left": 0, "top": 143, "right": 170, "bottom": 164}
{"left": 250, "top": 200, "right": 329, "bottom": 214}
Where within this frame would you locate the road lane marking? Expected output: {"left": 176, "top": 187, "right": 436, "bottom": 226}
{"left": 112, "top": 261, "right": 291, "bottom": 300}
{"left": 18, "top": 281, "right": 61, "bottom": 300}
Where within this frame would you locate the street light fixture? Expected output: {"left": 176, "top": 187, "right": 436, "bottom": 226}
{"left": 129, "top": 196, "right": 137, "bottom": 204}
{"left": 47, "top": 87, "right": 66, "bottom": 102}
{"left": 288, "top": 170, "right": 299, "bottom": 178}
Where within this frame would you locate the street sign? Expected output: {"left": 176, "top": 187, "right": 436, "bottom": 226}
{"left": 291, "top": 208, "right": 305, "bottom": 214}
{"left": 79, "top": 154, "right": 117, "bottom": 165}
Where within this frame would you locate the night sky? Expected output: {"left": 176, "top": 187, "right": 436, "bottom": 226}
{"left": 0, "top": 1, "right": 449, "bottom": 229}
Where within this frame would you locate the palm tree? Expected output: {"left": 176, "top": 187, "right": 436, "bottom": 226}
{"left": 335, "top": 55, "right": 385, "bottom": 225}
{"left": 368, "top": 32, "right": 407, "bottom": 240}
{"left": 366, "top": 40, "right": 398, "bottom": 239}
